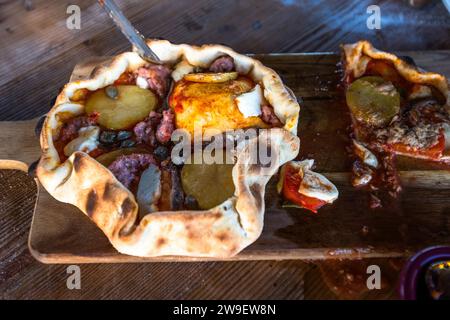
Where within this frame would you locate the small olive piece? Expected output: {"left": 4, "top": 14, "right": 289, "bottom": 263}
{"left": 346, "top": 76, "right": 400, "bottom": 127}
{"left": 153, "top": 145, "right": 169, "bottom": 161}
{"left": 99, "top": 131, "right": 117, "bottom": 145}
{"left": 120, "top": 139, "right": 136, "bottom": 148}
{"left": 117, "top": 131, "right": 133, "bottom": 141}
{"left": 105, "top": 85, "right": 119, "bottom": 99}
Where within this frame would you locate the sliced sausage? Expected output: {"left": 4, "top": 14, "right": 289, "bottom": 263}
{"left": 209, "top": 56, "right": 235, "bottom": 73}
{"left": 133, "top": 111, "right": 162, "bottom": 147}
{"left": 108, "top": 153, "right": 156, "bottom": 189}
{"left": 261, "top": 104, "right": 282, "bottom": 127}
{"left": 136, "top": 65, "right": 171, "bottom": 97}
{"left": 156, "top": 109, "right": 175, "bottom": 144}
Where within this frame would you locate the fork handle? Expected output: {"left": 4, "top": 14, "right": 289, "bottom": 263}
{"left": 99, "top": 0, "right": 161, "bottom": 64}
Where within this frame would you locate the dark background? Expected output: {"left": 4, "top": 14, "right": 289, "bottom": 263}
{"left": 0, "top": 0, "right": 449, "bottom": 299}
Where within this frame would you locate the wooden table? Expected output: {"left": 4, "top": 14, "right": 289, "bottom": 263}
{"left": 0, "top": 0, "right": 449, "bottom": 299}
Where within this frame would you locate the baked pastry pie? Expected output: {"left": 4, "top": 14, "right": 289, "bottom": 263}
{"left": 37, "top": 40, "right": 300, "bottom": 258}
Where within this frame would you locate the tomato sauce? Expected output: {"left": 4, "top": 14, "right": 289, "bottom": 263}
{"left": 114, "top": 71, "right": 136, "bottom": 85}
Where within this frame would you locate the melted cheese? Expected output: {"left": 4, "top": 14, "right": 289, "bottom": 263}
{"left": 294, "top": 160, "right": 339, "bottom": 203}
{"left": 136, "top": 76, "right": 149, "bottom": 89}
{"left": 64, "top": 126, "right": 100, "bottom": 156}
{"left": 169, "top": 77, "right": 267, "bottom": 137}
{"left": 235, "top": 84, "right": 263, "bottom": 118}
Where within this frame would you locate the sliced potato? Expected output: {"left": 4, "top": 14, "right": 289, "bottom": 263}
{"left": 96, "top": 147, "right": 148, "bottom": 167}
{"left": 346, "top": 76, "right": 400, "bottom": 127}
{"left": 181, "top": 156, "right": 235, "bottom": 210}
{"left": 183, "top": 72, "right": 238, "bottom": 83}
{"left": 85, "top": 85, "right": 157, "bottom": 130}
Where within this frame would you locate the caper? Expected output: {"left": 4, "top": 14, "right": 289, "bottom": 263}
{"left": 117, "top": 130, "right": 133, "bottom": 141}
{"left": 153, "top": 145, "right": 169, "bottom": 160}
{"left": 346, "top": 76, "right": 400, "bottom": 127}
{"left": 120, "top": 139, "right": 136, "bottom": 148}
{"left": 99, "top": 131, "right": 117, "bottom": 145}
{"left": 105, "top": 85, "right": 119, "bottom": 99}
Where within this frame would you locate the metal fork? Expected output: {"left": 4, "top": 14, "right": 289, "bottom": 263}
{"left": 98, "top": 0, "right": 161, "bottom": 64}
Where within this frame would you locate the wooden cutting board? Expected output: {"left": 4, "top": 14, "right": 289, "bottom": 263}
{"left": 1, "top": 51, "right": 450, "bottom": 263}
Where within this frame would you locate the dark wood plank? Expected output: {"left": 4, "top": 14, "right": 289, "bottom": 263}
{"left": 0, "top": 169, "right": 401, "bottom": 299}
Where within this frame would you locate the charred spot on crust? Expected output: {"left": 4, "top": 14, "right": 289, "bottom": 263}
{"left": 185, "top": 224, "right": 196, "bottom": 239}
{"left": 187, "top": 231, "right": 195, "bottom": 239}
{"left": 86, "top": 189, "right": 98, "bottom": 217}
{"left": 118, "top": 223, "right": 136, "bottom": 238}
{"left": 216, "top": 231, "right": 230, "bottom": 243}
{"left": 89, "top": 66, "right": 102, "bottom": 79}
{"left": 249, "top": 184, "right": 263, "bottom": 210}
{"left": 248, "top": 164, "right": 261, "bottom": 175}
{"left": 182, "top": 214, "right": 194, "bottom": 222}
{"left": 250, "top": 184, "right": 261, "bottom": 197}
{"left": 229, "top": 245, "right": 238, "bottom": 254}
{"left": 103, "top": 183, "right": 115, "bottom": 201}
{"left": 28, "top": 158, "right": 40, "bottom": 178}
{"left": 120, "top": 198, "right": 136, "bottom": 218}
{"left": 156, "top": 237, "right": 167, "bottom": 248}
{"left": 399, "top": 55, "right": 417, "bottom": 68}
{"left": 211, "top": 212, "right": 222, "bottom": 220}
{"left": 72, "top": 154, "right": 83, "bottom": 172}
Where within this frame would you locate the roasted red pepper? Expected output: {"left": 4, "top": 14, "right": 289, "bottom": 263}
{"left": 389, "top": 132, "right": 445, "bottom": 160}
{"left": 281, "top": 164, "right": 327, "bottom": 213}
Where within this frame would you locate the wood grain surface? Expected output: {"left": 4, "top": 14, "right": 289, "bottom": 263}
{"left": 1, "top": 0, "right": 449, "bottom": 121}
{"left": 0, "top": 169, "right": 403, "bottom": 299}
{"left": 0, "top": 0, "right": 449, "bottom": 299}
{"left": 22, "top": 51, "right": 450, "bottom": 263}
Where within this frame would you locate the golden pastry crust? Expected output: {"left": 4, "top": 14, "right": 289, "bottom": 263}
{"left": 37, "top": 40, "right": 300, "bottom": 258}
{"left": 342, "top": 40, "right": 449, "bottom": 105}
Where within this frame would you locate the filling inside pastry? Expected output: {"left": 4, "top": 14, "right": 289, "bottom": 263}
{"left": 342, "top": 53, "right": 450, "bottom": 207}
{"left": 53, "top": 55, "right": 283, "bottom": 215}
